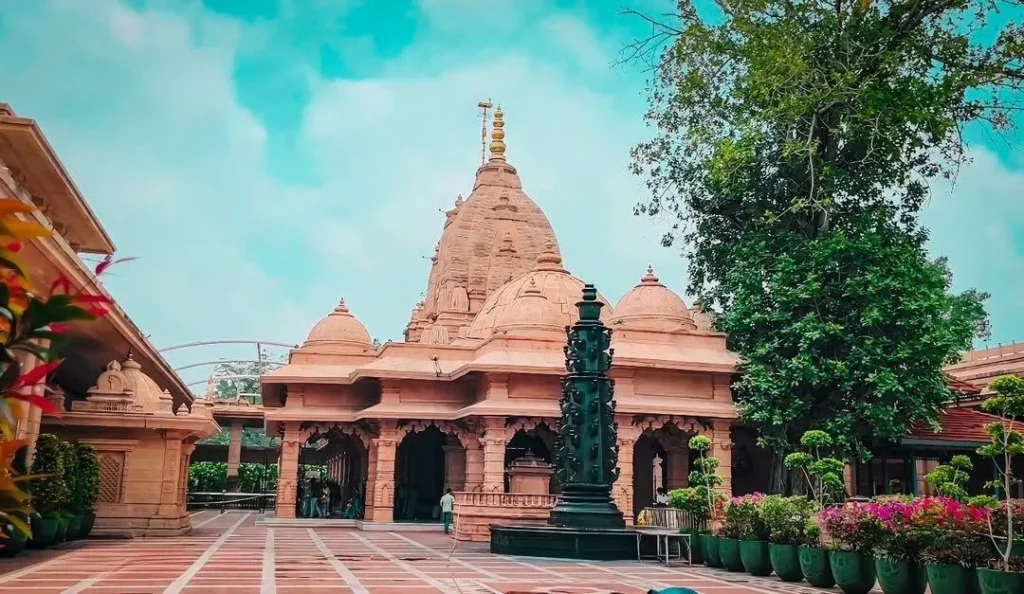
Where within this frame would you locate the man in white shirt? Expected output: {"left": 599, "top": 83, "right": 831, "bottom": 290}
{"left": 655, "top": 487, "right": 670, "bottom": 507}
{"left": 439, "top": 488, "right": 456, "bottom": 535}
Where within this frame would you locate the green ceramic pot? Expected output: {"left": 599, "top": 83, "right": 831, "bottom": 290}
{"left": 64, "top": 513, "right": 83, "bottom": 541}
{"left": 799, "top": 545, "right": 836, "bottom": 588}
{"left": 768, "top": 543, "right": 804, "bottom": 582}
{"left": 54, "top": 513, "right": 69, "bottom": 542}
{"left": 977, "top": 567, "right": 1024, "bottom": 594}
{"left": 0, "top": 524, "right": 27, "bottom": 557}
{"left": 875, "top": 557, "right": 926, "bottom": 594}
{"left": 78, "top": 510, "right": 96, "bottom": 539}
{"left": 28, "top": 513, "right": 59, "bottom": 549}
{"left": 926, "top": 563, "right": 980, "bottom": 594}
{"left": 829, "top": 550, "right": 876, "bottom": 594}
{"left": 719, "top": 537, "right": 745, "bottom": 572}
{"left": 739, "top": 539, "right": 773, "bottom": 577}
{"left": 702, "top": 534, "right": 722, "bottom": 568}
{"left": 682, "top": 532, "right": 704, "bottom": 565}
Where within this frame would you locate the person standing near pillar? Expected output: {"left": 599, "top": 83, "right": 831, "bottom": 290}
{"left": 439, "top": 488, "right": 455, "bottom": 535}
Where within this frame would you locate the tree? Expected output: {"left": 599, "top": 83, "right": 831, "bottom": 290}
{"left": 212, "top": 353, "right": 284, "bottom": 404}
{"left": 627, "top": 0, "right": 1017, "bottom": 475}
{"left": 977, "top": 375, "right": 1024, "bottom": 573}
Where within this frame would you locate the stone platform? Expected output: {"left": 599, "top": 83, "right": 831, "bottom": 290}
{"left": 0, "top": 510, "right": 871, "bottom": 593}
{"left": 490, "top": 523, "right": 647, "bottom": 560}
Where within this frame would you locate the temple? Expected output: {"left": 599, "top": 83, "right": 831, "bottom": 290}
{"left": 261, "top": 107, "right": 740, "bottom": 532}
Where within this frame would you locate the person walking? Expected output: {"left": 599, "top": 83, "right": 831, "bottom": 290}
{"left": 439, "top": 488, "right": 456, "bottom": 535}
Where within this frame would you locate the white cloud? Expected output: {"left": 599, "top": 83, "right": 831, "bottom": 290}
{"left": 2, "top": 0, "right": 1020, "bottom": 395}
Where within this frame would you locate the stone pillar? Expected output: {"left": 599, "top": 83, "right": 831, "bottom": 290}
{"left": 444, "top": 444, "right": 466, "bottom": 491}
{"left": 481, "top": 418, "right": 507, "bottom": 492}
{"left": 180, "top": 443, "right": 195, "bottom": 516}
{"left": 159, "top": 436, "right": 182, "bottom": 509}
{"left": 844, "top": 463, "right": 857, "bottom": 497}
{"left": 613, "top": 421, "right": 639, "bottom": 525}
{"left": 711, "top": 420, "right": 733, "bottom": 497}
{"left": 275, "top": 426, "right": 302, "bottom": 519}
{"left": 367, "top": 422, "right": 398, "bottom": 522}
{"left": 665, "top": 437, "right": 689, "bottom": 490}
{"left": 226, "top": 420, "right": 243, "bottom": 488}
{"left": 364, "top": 441, "right": 378, "bottom": 519}
{"left": 464, "top": 437, "right": 483, "bottom": 491}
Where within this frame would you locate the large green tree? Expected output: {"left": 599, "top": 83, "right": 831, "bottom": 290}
{"left": 628, "top": 0, "right": 1019, "bottom": 475}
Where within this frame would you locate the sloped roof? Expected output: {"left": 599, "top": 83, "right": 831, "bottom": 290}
{"left": 907, "top": 406, "right": 998, "bottom": 445}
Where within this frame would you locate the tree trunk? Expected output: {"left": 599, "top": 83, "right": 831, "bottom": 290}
{"left": 769, "top": 453, "right": 790, "bottom": 495}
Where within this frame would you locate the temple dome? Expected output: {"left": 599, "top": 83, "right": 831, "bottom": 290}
{"left": 492, "top": 277, "right": 565, "bottom": 334}
{"left": 466, "top": 246, "right": 612, "bottom": 339}
{"left": 305, "top": 299, "right": 373, "bottom": 346}
{"left": 120, "top": 354, "right": 173, "bottom": 412}
{"left": 610, "top": 267, "right": 697, "bottom": 332}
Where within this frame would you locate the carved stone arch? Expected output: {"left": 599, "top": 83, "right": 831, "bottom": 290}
{"left": 302, "top": 423, "right": 372, "bottom": 449}
{"left": 397, "top": 419, "right": 468, "bottom": 447}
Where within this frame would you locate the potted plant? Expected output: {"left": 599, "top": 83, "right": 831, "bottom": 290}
{"left": 0, "top": 443, "right": 31, "bottom": 557}
{"left": 871, "top": 496, "right": 933, "bottom": 594}
{"left": 975, "top": 375, "right": 1024, "bottom": 593}
{"left": 821, "top": 501, "right": 883, "bottom": 594}
{"left": 29, "top": 434, "right": 68, "bottom": 548}
{"left": 0, "top": 200, "right": 114, "bottom": 553}
{"left": 733, "top": 493, "right": 773, "bottom": 576}
{"left": 785, "top": 429, "right": 846, "bottom": 588}
{"left": 922, "top": 498, "right": 991, "bottom": 594}
{"left": 685, "top": 434, "right": 725, "bottom": 568}
{"left": 718, "top": 497, "right": 745, "bottom": 572}
{"left": 762, "top": 495, "right": 816, "bottom": 582}
{"left": 75, "top": 444, "right": 99, "bottom": 538}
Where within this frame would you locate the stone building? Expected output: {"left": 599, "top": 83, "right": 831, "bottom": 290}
{"left": 0, "top": 103, "right": 218, "bottom": 537}
{"left": 262, "top": 108, "right": 739, "bottom": 531}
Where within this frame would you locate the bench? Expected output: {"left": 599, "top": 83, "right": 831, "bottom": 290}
{"left": 635, "top": 507, "right": 701, "bottom": 565}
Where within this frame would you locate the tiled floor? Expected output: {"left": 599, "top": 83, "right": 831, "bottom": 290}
{"left": 0, "top": 510, "right": 879, "bottom": 594}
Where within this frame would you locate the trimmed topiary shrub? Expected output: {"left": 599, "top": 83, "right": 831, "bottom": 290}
{"left": 75, "top": 444, "right": 100, "bottom": 512}
{"left": 30, "top": 434, "right": 69, "bottom": 514}
{"left": 58, "top": 440, "right": 78, "bottom": 509}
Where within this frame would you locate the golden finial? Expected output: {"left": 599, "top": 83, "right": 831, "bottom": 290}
{"left": 478, "top": 99, "right": 493, "bottom": 166}
{"left": 489, "top": 105, "right": 506, "bottom": 162}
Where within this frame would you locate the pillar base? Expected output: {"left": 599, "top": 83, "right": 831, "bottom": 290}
{"left": 548, "top": 483, "right": 624, "bottom": 529}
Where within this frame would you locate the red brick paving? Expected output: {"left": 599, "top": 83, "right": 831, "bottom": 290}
{"left": 0, "top": 510, "right": 881, "bottom": 594}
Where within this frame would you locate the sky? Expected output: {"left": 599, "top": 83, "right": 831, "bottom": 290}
{"left": 0, "top": 0, "right": 1021, "bottom": 394}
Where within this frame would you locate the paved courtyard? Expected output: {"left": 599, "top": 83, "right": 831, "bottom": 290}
{"left": 0, "top": 511, "right": 881, "bottom": 594}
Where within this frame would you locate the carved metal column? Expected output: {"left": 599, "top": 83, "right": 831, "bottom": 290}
{"left": 548, "top": 284, "right": 624, "bottom": 529}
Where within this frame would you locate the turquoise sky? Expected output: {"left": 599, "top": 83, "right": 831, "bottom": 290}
{"left": 0, "top": 0, "right": 1021, "bottom": 392}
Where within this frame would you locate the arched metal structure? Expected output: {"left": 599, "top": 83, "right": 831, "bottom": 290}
{"left": 158, "top": 339, "right": 296, "bottom": 400}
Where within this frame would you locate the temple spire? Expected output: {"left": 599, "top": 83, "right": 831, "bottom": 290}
{"left": 478, "top": 99, "right": 493, "bottom": 166}
{"left": 488, "top": 106, "right": 506, "bottom": 162}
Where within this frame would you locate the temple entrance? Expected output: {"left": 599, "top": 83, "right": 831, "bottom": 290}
{"left": 394, "top": 425, "right": 447, "bottom": 522}
{"left": 632, "top": 423, "right": 692, "bottom": 516}
{"left": 505, "top": 423, "right": 558, "bottom": 493}
{"left": 298, "top": 429, "right": 367, "bottom": 518}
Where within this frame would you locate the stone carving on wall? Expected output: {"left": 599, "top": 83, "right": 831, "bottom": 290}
{"left": 97, "top": 451, "right": 126, "bottom": 504}
{"left": 635, "top": 415, "right": 708, "bottom": 436}
{"left": 396, "top": 419, "right": 468, "bottom": 446}
{"left": 72, "top": 360, "right": 143, "bottom": 413}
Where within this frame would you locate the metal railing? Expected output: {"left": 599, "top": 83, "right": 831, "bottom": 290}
{"left": 187, "top": 491, "right": 276, "bottom": 513}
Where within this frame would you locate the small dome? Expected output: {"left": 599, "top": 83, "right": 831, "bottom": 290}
{"left": 466, "top": 245, "right": 612, "bottom": 339}
{"left": 493, "top": 277, "right": 565, "bottom": 333}
{"left": 305, "top": 299, "right": 373, "bottom": 346}
{"left": 611, "top": 267, "right": 697, "bottom": 332}
{"left": 120, "top": 354, "right": 171, "bottom": 412}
